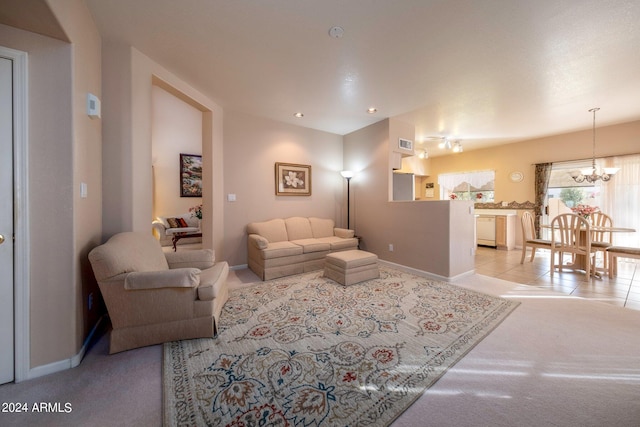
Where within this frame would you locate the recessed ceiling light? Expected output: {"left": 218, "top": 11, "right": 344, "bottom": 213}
{"left": 367, "top": 107, "right": 377, "bottom": 114}
{"left": 294, "top": 112, "right": 304, "bottom": 118}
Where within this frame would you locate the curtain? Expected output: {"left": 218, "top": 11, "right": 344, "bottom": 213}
{"left": 438, "top": 170, "right": 494, "bottom": 190}
{"left": 597, "top": 154, "right": 640, "bottom": 247}
{"left": 534, "top": 163, "right": 552, "bottom": 238}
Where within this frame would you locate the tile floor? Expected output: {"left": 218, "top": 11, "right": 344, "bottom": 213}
{"left": 474, "top": 245, "right": 640, "bottom": 311}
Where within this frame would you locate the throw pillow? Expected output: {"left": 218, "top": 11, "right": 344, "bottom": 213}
{"left": 167, "top": 218, "right": 180, "bottom": 228}
{"left": 177, "top": 218, "right": 189, "bottom": 227}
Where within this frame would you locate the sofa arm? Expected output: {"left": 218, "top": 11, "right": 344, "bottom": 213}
{"left": 248, "top": 233, "right": 269, "bottom": 249}
{"left": 165, "top": 249, "right": 215, "bottom": 270}
{"left": 124, "top": 268, "right": 201, "bottom": 290}
{"left": 334, "top": 227, "right": 355, "bottom": 238}
{"left": 152, "top": 220, "right": 167, "bottom": 237}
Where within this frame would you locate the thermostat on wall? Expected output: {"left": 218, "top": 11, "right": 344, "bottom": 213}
{"left": 87, "top": 93, "right": 101, "bottom": 119}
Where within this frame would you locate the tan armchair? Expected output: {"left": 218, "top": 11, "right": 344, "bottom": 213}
{"left": 88, "top": 232, "right": 229, "bottom": 353}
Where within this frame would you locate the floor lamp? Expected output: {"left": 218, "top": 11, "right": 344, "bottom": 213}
{"left": 340, "top": 171, "right": 354, "bottom": 229}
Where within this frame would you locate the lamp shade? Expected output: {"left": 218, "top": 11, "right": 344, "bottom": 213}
{"left": 340, "top": 170, "right": 355, "bottom": 179}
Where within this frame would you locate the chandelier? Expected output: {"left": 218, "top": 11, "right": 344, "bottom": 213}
{"left": 570, "top": 108, "right": 619, "bottom": 183}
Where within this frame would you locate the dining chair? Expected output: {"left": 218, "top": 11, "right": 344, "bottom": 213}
{"left": 550, "top": 213, "right": 596, "bottom": 279}
{"left": 589, "top": 211, "right": 613, "bottom": 273}
{"left": 520, "top": 211, "right": 552, "bottom": 263}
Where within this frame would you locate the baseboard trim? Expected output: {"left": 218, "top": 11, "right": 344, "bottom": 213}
{"left": 230, "top": 264, "right": 248, "bottom": 270}
{"left": 24, "top": 315, "right": 105, "bottom": 381}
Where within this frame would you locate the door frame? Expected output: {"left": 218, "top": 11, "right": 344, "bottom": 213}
{"left": 1, "top": 46, "right": 30, "bottom": 383}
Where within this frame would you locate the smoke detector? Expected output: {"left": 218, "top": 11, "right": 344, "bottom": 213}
{"left": 329, "top": 26, "right": 344, "bottom": 38}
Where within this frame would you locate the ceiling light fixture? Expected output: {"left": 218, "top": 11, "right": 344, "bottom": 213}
{"left": 294, "top": 112, "right": 304, "bottom": 118}
{"left": 367, "top": 107, "right": 377, "bottom": 114}
{"left": 570, "top": 108, "right": 619, "bottom": 183}
{"left": 418, "top": 150, "right": 428, "bottom": 159}
{"left": 452, "top": 141, "right": 463, "bottom": 153}
{"left": 438, "top": 138, "right": 452, "bottom": 150}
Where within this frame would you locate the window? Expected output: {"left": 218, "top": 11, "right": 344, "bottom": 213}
{"left": 438, "top": 170, "right": 495, "bottom": 202}
{"left": 547, "top": 156, "right": 640, "bottom": 247}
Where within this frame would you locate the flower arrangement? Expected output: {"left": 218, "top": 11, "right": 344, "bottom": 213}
{"left": 571, "top": 204, "right": 599, "bottom": 218}
{"left": 449, "top": 193, "right": 457, "bottom": 200}
{"left": 189, "top": 204, "right": 202, "bottom": 220}
{"left": 476, "top": 193, "right": 483, "bottom": 200}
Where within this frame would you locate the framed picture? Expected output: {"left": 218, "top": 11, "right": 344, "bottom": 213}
{"left": 180, "top": 153, "right": 202, "bottom": 197}
{"left": 275, "top": 162, "right": 311, "bottom": 196}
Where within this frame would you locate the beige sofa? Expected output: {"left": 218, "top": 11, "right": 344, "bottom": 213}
{"left": 88, "top": 232, "right": 229, "bottom": 353}
{"left": 247, "top": 217, "right": 358, "bottom": 280}
{"left": 152, "top": 213, "right": 201, "bottom": 247}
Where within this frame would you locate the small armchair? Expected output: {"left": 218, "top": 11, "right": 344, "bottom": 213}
{"left": 88, "top": 232, "right": 229, "bottom": 353}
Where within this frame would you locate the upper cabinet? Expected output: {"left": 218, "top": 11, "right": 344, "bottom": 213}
{"left": 397, "top": 154, "right": 431, "bottom": 176}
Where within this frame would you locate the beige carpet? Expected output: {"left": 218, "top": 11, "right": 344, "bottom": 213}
{"left": 163, "top": 267, "right": 519, "bottom": 426}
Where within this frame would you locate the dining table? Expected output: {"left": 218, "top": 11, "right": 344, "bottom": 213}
{"left": 542, "top": 223, "right": 636, "bottom": 275}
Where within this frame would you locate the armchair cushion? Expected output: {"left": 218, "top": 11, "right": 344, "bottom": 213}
{"left": 124, "top": 268, "right": 201, "bottom": 290}
{"left": 89, "top": 232, "right": 169, "bottom": 281}
{"left": 165, "top": 249, "right": 215, "bottom": 269}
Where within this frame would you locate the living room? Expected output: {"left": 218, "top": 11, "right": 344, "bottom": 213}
{"left": 1, "top": 1, "right": 640, "bottom": 425}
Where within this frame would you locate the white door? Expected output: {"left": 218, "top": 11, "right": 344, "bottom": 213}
{"left": 0, "top": 56, "right": 14, "bottom": 384}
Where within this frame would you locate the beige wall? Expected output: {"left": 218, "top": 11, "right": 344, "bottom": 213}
{"left": 151, "top": 85, "right": 203, "bottom": 218}
{"left": 49, "top": 0, "right": 103, "bottom": 366}
{"left": 427, "top": 120, "right": 640, "bottom": 204}
{"left": 0, "top": 0, "right": 102, "bottom": 371}
{"left": 345, "top": 119, "right": 476, "bottom": 278}
{"left": 102, "top": 45, "right": 225, "bottom": 255}
{"left": 223, "top": 110, "right": 344, "bottom": 266}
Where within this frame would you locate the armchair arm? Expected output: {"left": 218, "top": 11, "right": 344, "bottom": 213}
{"left": 165, "top": 249, "right": 215, "bottom": 270}
{"left": 248, "top": 233, "right": 269, "bottom": 249}
{"left": 124, "top": 268, "right": 201, "bottom": 290}
{"left": 334, "top": 227, "right": 355, "bottom": 238}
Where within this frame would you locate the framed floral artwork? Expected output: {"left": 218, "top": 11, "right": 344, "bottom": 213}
{"left": 180, "top": 153, "right": 202, "bottom": 197}
{"left": 275, "top": 162, "right": 311, "bottom": 196}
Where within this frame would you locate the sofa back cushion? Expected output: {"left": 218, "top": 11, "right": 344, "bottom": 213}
{"left": 309, "top": 217, "right": 335, "bottom": 238}
{"left": 89, "top": 232, "right": 169, "bottom": 281}
{"left": 247, "top": 218, "right": 289, "bottom": 243}
{"left": 285, "top": 217, "right": 314, "bottom": 241}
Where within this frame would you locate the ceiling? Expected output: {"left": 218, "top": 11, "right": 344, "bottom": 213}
{"left": 13, "top": 0, "right": 640, "bottom": 156}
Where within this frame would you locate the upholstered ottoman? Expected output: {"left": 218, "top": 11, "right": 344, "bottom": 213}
{"left": 324, "top": 250, "right": 379, "bottom": 286}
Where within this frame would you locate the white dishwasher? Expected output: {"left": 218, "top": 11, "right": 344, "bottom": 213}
{"left": 476, "top": 215, "right": 496, "bottom": 247}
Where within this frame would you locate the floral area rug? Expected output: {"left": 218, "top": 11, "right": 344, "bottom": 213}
{"left": 163, "top": 267, "right": 519, "bottom": 426}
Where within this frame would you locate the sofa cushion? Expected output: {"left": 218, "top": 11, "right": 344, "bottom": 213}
{"left": 317, "top": 236, "right": 359, "bottom": 251}
{"left": 247, "top": 218, "right": 289, "bottom": 243}
{"left": 88, "top": 232, "right": 169, "bottom": 281}
{"left": 309, "top": 217, "right": 335, "bottom": 238}
{"left": 290, "top": 238, "right": 331, "bottom": 253}
{"left": 261, "top": 241, "right": 304, "bottom": 259}
{"left": 285, "top": 217, "right": 314, "bottom": 240}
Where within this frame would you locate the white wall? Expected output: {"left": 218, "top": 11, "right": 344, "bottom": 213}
{"left": 152, "top": 85, "right": 202, "bottom": 218}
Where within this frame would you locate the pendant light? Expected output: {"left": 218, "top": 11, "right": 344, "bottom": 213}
{"left": 570, "top": 108, "right": 619, "bottom": 183}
